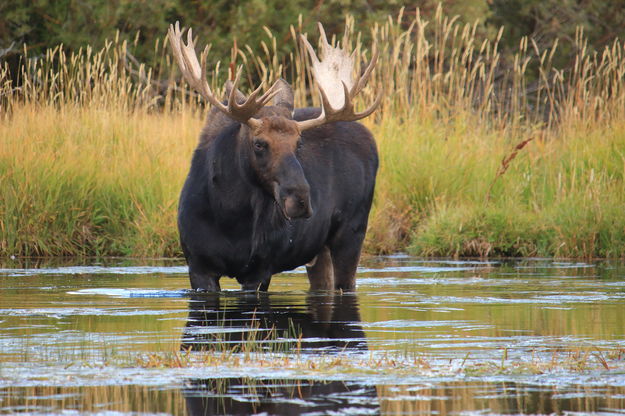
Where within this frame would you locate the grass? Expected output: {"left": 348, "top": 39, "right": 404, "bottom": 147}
{"left": 0, "top": 106, "right": 200, "bottom": 256}
{"left": 0, "top": 385, "right": 187, "bottom": 415}
{"left": 78, "top": 326, "right": 625, "bottom": 379}
{"left": 366, "top": 101, "right": 625, "bottom": 257}
{"left": 2, "top": 7, "right": 625, "bottom": 258}
{"left": 133, "top": 346, "right": 625, "bottom": 377}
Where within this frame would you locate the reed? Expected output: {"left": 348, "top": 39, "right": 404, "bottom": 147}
{"left": 2, "top": 6, "right": 625, "bottom": 258}
{"left": 133, "top": 345, "right": 625, "bottom": 377}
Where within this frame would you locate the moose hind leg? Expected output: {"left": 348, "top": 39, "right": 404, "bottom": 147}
{"left": 329, "top": 230, "right": 366, "bottom": 291}
{"left": 306, "top": 246, "right": 334, "bottom": 290}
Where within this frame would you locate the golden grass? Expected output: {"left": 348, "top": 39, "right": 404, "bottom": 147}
{"left": 0, "top": 106, "right": 200, "bottom": 256}
{"left": 133, "top": 345, "right": 625, "bottom": 378}
{"left": 2, "top": 6, "right": 625, "bottom": 257}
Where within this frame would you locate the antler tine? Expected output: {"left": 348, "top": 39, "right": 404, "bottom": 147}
{"left": 226, "top": 66, "right": 263, "bottom": 121}
{"left": 226, "top": 66, "right": 246, "bottom": 112}
{"left": 351, "top": 46, "right": 379, "bottom": 97}
{"left": 169, "top": 23, "right": 192, "bottom": 81}
{"left": 258, "top": 81, "right": 283, "bottom": 106}
{"left": 301, "top": 34, "right": 320, "bottom": 66}
{"left": 317, "top": 23, "right": 331, "bottom": 55}
{"left": 354, "top": 89, "right": 383, "bottom": 120}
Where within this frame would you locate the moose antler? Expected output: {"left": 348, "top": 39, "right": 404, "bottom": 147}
{"left": 296, "top": 23, "right": 382, "bottom": 132}
{"left": 168, "top": 22, "right": 279, "bottom": 130}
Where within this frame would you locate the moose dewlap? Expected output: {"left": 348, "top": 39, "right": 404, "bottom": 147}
{"left": 169, "top": 22, "right": 381, "bottom": 291}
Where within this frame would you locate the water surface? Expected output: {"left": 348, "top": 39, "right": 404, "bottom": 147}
{"left": 0, "top": 257, "right": 624, "bottom": 415}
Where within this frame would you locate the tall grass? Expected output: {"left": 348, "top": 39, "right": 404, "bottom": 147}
{"left": 2, "top": 6, "right": 625, "bottom": 258}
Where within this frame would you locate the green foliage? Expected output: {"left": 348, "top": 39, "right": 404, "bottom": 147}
{"left": 3, "top": 0, "right": 624, "bottom": 82}
{"left": 0, "top": 0, "right": 407, "bottom": 67}
{"left": 488, "top": 0, "right": 625, "bottom": 67}
{"left": 399, "top": 121, "right": 625, "bottom": 259}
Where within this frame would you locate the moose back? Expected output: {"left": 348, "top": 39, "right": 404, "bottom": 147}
{"left": 169, "top": 22, "right": 380, "bottom": 291}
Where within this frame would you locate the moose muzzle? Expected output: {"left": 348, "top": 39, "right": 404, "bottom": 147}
{"left": 273, "top": 156, "right": 313, "bottom": 220}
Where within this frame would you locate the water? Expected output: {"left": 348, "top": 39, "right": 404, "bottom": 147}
{"left": 0, "top": 257, "right": 624, "bottom": 415}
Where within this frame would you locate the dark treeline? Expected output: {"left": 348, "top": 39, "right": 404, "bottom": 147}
{"left": 1, "top": 0, "right": 624, "bottom": 76}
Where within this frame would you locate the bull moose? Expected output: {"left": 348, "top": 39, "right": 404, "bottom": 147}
{"left": 168, "top": 22, "right": 381, "bottom": 292}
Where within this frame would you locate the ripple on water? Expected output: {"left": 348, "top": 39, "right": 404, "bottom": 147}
{"left": 67, "top": 288, "right": 189, "bottom": 298}
{"left": 0, "top": 307, "right": 179, "bottom": 318}
{"left": 0, "top": 265, "right": 189, "bottom": 277}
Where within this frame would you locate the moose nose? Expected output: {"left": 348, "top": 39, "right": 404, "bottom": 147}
{"left": 283, "top": 186, "right": 313, "bottom": 219}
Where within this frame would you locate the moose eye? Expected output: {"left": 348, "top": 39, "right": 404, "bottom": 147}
{"left": 253, "top": 139, "right": 267, "bottom": 152}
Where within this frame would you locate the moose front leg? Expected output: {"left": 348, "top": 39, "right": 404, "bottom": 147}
{"left": 186, "top": 257, "right": 221, "bottom": 292}
{"left": 189, "top": 269, "right": 221, "bottom": 292}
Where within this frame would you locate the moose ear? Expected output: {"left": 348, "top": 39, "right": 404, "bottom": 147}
{"left": 224, "top": 80, "right": 247, "bottom": 104}
{"left": 272, "top": 78, "right": 294, "bottom": 115}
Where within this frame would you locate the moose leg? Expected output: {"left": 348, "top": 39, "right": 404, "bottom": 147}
{"left": 180, "top": 240, "right": 221, "bottom": 291}
{"left": 329, "top": 230, "right": 366, "bottom": 291}
{"left": 186, "top": 257, "right": 221, "bottom": 291}
{"left": 189, "top": 268, "right": 221, "bottom": 292}
{"left": 306, "top": 246, "right": 334, "bottom": 290}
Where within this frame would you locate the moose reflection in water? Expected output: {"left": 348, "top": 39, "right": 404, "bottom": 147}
{"left": 180, "top": 292, "right": 378, "bottom": 415}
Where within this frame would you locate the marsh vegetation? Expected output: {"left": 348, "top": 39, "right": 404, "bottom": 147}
{"left": 2, "top": 7, "right": 625, "bottom": 258}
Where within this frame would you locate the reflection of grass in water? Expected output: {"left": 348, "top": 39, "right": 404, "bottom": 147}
{"left": 3, "top": 379, "right": 624, "bottom": 415}
{"left": 376, "top": 383, "right": 625, "bottom": 415}
{"left": 0, "top": 385, "right": 186, "bottom": 414}
{"left": 2, "top": 338, "right": 625, "bottom": 414}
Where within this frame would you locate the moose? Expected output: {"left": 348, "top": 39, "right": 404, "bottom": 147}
{"left": 168, "top": 22, "right": 380, "bottom": 292}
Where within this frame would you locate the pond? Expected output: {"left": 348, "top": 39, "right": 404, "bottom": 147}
{"left": 0, "top": 257, "right": 624, "bottom": 415}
